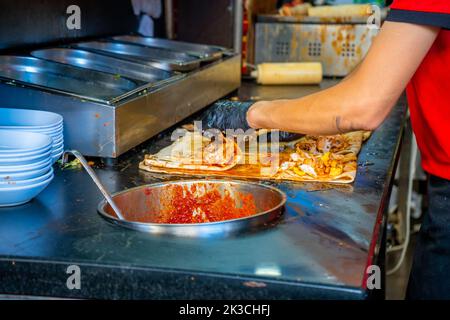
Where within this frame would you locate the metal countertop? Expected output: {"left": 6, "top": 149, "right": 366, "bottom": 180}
{"left": 0, "top": 80, "right": 406, "bottom": 299}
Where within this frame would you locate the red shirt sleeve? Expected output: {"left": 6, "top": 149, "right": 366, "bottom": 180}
{"left": 390, "top": 0, "right": 450, "bottom": 14}
{"left": 387, "top": 0, "right": 450, "bottom": 29}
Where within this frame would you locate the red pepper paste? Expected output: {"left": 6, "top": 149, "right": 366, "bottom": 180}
{"left": 158, "top": 184, "right": 257, "bottom": 224}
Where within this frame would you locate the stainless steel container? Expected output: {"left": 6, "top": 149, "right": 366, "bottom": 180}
{"left": 254, "top": 15, "right": 380, "bottom": 77}
{"left": 111, "top": 35, "right": 228, "bottom": 62}
{"left": 98, "top": 180, "right": 286, "bottom": 237}
{"left": 74, "top": 41, "right": 202, "bottom": 72}
{"left": 31, "top": 48, "right": 177, "bottom": 84}
{"left": 0, "top": 56, "right": 140, "bottom": 103}
{"left": 0, "top": 37, "right": 241, "bottom": 158}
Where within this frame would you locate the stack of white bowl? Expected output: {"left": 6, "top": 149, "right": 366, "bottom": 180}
{"left": 0, "top": 130, "right": 55, "bottom": 207}
{"left": 0, "top": 108, "right": 64, "bottom": 163}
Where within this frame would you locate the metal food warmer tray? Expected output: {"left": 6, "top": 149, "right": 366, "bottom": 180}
{"left": 0, "top": 36, "right": 240, "bottom": 158}
{"left": 254, "top": 14, "right": 383, "bottom": 77}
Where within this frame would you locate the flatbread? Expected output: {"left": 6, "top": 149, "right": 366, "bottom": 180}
{"left": 140, "top": 130, "right": 371, "bottom": 184}
{"left": 143, "top": 131, "right": 242, "bottom": 172}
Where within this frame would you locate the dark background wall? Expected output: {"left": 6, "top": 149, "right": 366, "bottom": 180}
{"left": 174, "top": 0, "right": 236, "bottom": 48}
{"left": 0, "top": 0, "right": 235, "bottom": 53}
{"left": 0, "top": 0, "right": 139, "bottom": 51}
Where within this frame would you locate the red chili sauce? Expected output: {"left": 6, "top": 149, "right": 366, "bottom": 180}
{"left": 158, "top": 184, "right": 257, "bottom": 224}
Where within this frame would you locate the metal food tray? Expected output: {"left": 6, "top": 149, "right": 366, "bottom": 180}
{"left": 31, "top": 48, "right": 181, "bottom": 84}
{"left": 0, "top": 56, "right": 140, "bottom": 103}
{"left": 74, "top": 41, "right": 202, "bottom": 72}
{"left": 111, "top": 35, "right": 227, "bottom": 62}
{"left": 0, "top": 50, "right": 241, "bottom": 158}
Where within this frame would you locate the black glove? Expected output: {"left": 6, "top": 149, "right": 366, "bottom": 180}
{"left": 201, "top": 100, "right": 253, "bottom": 131}
{"left": 200, "top": 100, "right": 303, "bottom": 142}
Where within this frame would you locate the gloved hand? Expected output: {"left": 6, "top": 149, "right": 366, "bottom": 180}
{"left": 200, "top": 100, "right": 303, "bottom": 142}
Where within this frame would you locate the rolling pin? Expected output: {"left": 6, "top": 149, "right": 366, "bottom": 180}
{"left": 251, "top": 62, "right": 323, "bottom": 85}
{"left": 308, "top": 4, "right": 371, "bottom": 18}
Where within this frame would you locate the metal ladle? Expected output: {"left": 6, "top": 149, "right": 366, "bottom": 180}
{"left": 62, "top": 150, "right": 125, "bottom": 220}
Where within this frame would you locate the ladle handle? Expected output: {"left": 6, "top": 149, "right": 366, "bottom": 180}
{"left": 62, "top": 150, "right": 125, "bottom": 221}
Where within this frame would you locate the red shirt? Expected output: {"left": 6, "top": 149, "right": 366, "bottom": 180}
{"left": 387, "top": 0, "right": 450, "bottom": 180}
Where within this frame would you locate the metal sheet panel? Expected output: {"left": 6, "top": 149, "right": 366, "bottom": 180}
{"left": 255, "top": 23, "right": 379, "bottom": 77}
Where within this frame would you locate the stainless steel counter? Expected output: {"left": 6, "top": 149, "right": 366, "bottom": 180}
{"left": 0, "top": 80, "right": 406, "bottom": 299}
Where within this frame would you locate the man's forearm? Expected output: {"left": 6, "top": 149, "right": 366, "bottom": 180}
{"left": 246, "top": 22, "right": 439, "bottom": 135}
{"left": 246, "top": 78, "right": 390, "bottom": 135}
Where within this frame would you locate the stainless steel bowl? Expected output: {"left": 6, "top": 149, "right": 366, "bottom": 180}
{"left": 98, "top": 180, "right": 286, "bottom": 238}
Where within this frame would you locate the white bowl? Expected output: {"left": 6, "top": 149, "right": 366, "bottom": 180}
{"left": 0, "top": 158, "right": 52, "bottom": 173}
{"left": 53, "top": 135, "right": 64, "bottom": 144}
{"left": 53, "top": 140, "right": 64, "bottom": 150}
{"left": 0, "top": 108, "right": 63, "bottom": 129}
{"left": 0, "top": 130, "right": 53, "bottom": 154}
{"left": 0, "top": 163, "right": 53, "bottom": 180}
{"left": 52, "top": 152, "right": 64, "bottom": 163}
{"left": 3, "top": 124, "right": 64, "bottom": 134}
{"left": 0, "top": 149, "right": 52, "bottom": 166}
{"left": 0, "top": 174, "right": 54, "bottom": 207}
{"left": 0, "top": 167, "right": 53, "bottom": 187}
{"left": 0, "top": 144, "right": 52, "bottom": 159}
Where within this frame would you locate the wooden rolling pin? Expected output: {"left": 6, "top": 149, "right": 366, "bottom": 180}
{"left": 251, "top": 62, "right": 323, "bottom": 85}
{"left": 308, "top": 4, "right": 371, "bottom": 18}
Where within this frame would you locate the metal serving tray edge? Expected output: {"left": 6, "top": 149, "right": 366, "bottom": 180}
{"left": 74, "top": 41, "right": 202, "bottom": 72}
{"left": 31, "top": 48, "right": 179, "bottom": 84}
{"left": 110, "top": 35, "right": 228, "bottom": 62}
